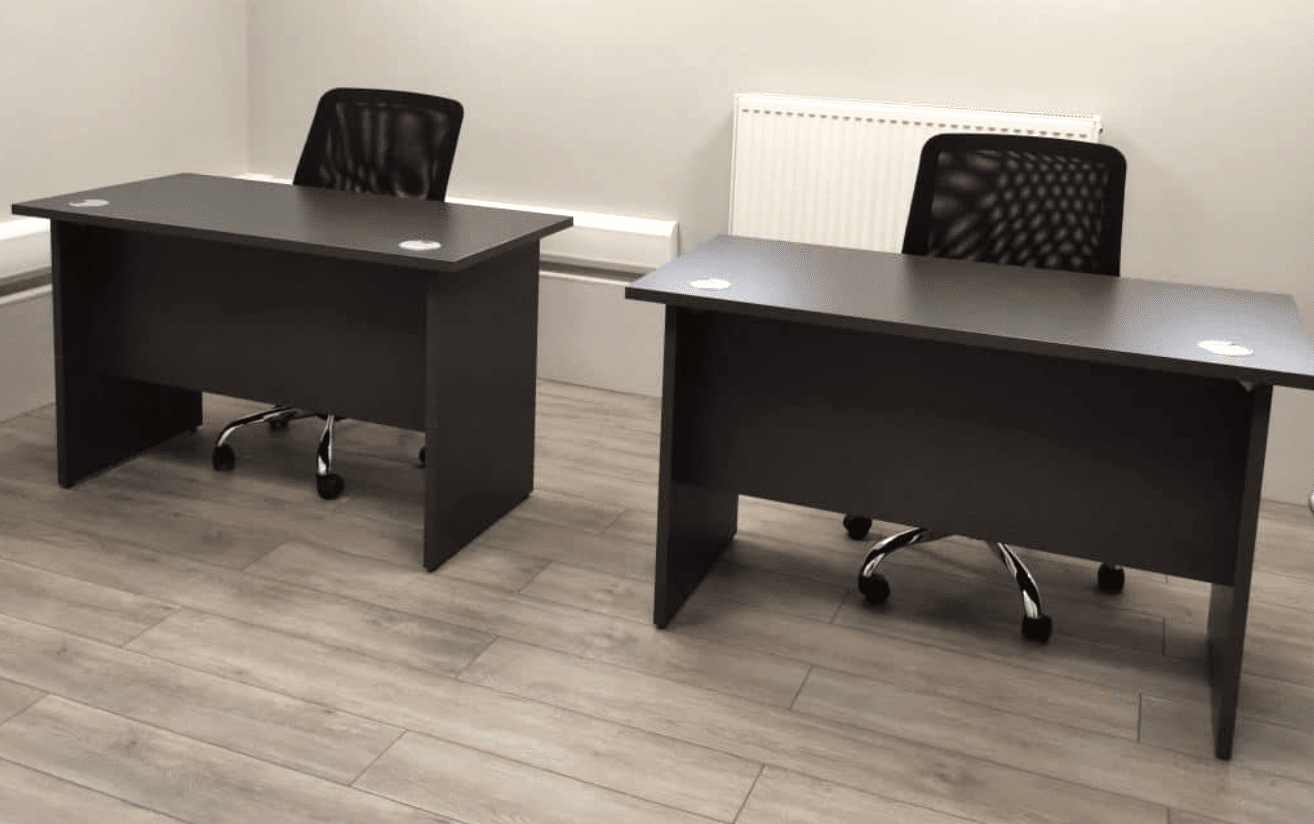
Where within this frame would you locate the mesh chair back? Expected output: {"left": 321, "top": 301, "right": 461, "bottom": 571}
{"left": 902, "top": 134, "right": 1126, "bottom": 275}
{"left": 293, "top": 88, "right": 464, "bottom": 200}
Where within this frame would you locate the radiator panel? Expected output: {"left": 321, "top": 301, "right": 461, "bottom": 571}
{"left": 729, "top": 94, "right": 1103, "bottom": 252}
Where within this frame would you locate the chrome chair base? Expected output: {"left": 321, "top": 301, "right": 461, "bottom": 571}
{"left": 856, "top": 526, "right": 1054, "bottom": 643}
{"left": 212, "top": 406, "right": 344, "bottom": 500}
{"left": 314, "top": 414, "right": 344, "bottom": 500}
{"left": 212, "top": 403, "right": 427, "bottom": 499}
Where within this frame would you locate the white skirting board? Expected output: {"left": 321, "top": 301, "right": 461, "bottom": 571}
{"left": 0, "top": 285, "right": 54, "bottom": 423}
{"left": 538, "top": 272, "right": 664, "bottom": 397}
{"left": 0, "top": 218, "right": 51, "bottom": 280}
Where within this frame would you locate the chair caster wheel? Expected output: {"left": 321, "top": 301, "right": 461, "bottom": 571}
{"left": 858, "top": 572, "right": 891, "bottom": 605}
{"left": 843, "top": 515, "right": 872, "bottom": 540}
{"left": 268, "top": 417, "right": 289, "bottom": 431}
{"left": 1022, "top": 614, "right": 1053, "bottom": 643}
{"left": 418, "top": 446, "right": 426, "bottom": 467}
{"left": 1097, "top": 563, "right": 1125, "bottom": 593}
{"left": 212, "top": 444, "right": 235, "bottom": 471}
{"left": 317, "top": 473, "right": 344, "bottom": 500}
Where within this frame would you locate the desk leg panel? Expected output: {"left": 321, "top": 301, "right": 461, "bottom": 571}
{"left": 1206, "top": 384, "right": 1271, "bottom": 760}
{"left": 422, "top": 243, "right": 540, "bottom": 571}
{"left": 50, "top": 223, "right": 201, "bottom": 487}
{"left": 654, "top": 307, "right": 739, "bottom": 626}
{"left": 655, "top": 482, "right": 738, "bottom": 628}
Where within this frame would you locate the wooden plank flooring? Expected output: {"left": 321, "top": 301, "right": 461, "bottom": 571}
{"left": 0, "top": 381, "right": 1312, "bottom": 823}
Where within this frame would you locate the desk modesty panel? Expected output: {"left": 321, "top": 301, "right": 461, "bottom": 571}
{"left": 626, "top": 234, "right": 1314, "bottom": 760}
{"left": 13, "top": 174, "right": 572, "bottom": 571}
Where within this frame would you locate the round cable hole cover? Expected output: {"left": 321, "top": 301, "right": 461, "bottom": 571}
{"left": 689, "top": 278, "right": 731, "bottom": 290}
{"left": 399, "top": 239, "right": 442, "bottom": 251}
{"left": 1197, "top": 340, "right": 1253, "bottom": 356}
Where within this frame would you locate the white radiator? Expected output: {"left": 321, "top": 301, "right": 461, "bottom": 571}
{"left": 729, "top": 93, "right": 1104, "bottom": 252}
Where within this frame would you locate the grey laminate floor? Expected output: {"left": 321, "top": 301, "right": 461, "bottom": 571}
{"left": 0, "top": 381, "right": 1311, "bottom": 823}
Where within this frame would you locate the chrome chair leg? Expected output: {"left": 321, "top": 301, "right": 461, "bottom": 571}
{"left": 212, "top": 405, "right": 299, "bottom": 471}
{"left": 267, "top": 408, "right": 318, "bottom": 431}
{"left": 215, "top": 406, "right": 297, "bottom": 449}
{"left": 315, "top": 414, "right": 344, "bottom": 500}
{"left": 985, "top": 540, "right": 1052, "bottom": 642}
{"left": 857, "top": 528, "right": 947, "bottom": 605}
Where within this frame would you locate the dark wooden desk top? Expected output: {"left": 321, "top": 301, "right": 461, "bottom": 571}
{"left": 12, "top": 173, "right": 573, "bottom": 273}
{"left": 626, "top": 234, "right": 1314, "bottom": 390}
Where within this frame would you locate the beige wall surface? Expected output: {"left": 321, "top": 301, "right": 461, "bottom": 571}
{"left": 0, "top": 0, "right": 248, "bottom": 212}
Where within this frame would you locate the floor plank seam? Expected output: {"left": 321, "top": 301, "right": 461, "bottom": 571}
{"left": 451, "top": 634, "right": 503, "bottom": 681}
{"left": 786, "top": 666, "right": 815, "bottom": 710}
{"left": 117, "top": 607, "right": 185, "bottom": 649}
{"left": 448, "top": 654, "right": 793, "bottom": 781}
{"left": 358, "top": 728, "right": 745, "bottom": 823}
{"left": 780, "top": 701, "right": 1232, "bottom": 821}
{"left": 0, "top": 622, "right": 413, "bottom": 778}
{"left": 0, "top": 753, "right": 194, "bottom": 823}
{"left": 133, "top": 602, "right": 487, "bottom": 694}
{"left": 455, "top": 639, "right": 1164, "bottom": 821}
{"left": 192, "top": 565, "right": 497, "bottom": 665}
{"left": 0, "top": 693, "right": 398, "bottom": 792}
{"left": 780, "top": 604, "right": 1189, "bottom": 709}
{"left": 0, "top": 686, "right": 47, "bottom": 727}
{"left": 345, "top": 726, "right": 409, "bottom": 788}
{"left": 599, "top": 505, "right": 631, "bottom": 534}
{"left": 342, "top": 770, "right": 484, "bottom": 824}
{"left": 728, "top": 763, "right": 766, "bottom": 823}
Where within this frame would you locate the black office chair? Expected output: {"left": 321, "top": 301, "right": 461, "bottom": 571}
{"left": 844, "top": 133, "right": 1129, "bottom": 643}
{"left": 211, "top": 87, "right": 463, "bottom": 499}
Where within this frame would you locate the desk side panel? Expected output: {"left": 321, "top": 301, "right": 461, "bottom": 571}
{"left": 1207, "top": 384, "right": 1270, "bottom": 759}
{"left": 654, "top": 306, "right": 740, "bottom": 626}
{"left": 422, "top": 241, "right": 542, "bottom": 570}
{"left": 51, "top": 223, "right": 201, "bottom": 486}
{"left": 674, "top": 311, "right": 1253, "bottom": 584}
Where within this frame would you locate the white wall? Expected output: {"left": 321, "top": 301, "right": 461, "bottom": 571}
{"left": 0, "top": 0, "right": 248, "bottom": 424}
{"left": 0, "top": 0, "right": 248, "bottom": 221}
{"left": 246, "top": 0, "right": 1314, "bottom": 504}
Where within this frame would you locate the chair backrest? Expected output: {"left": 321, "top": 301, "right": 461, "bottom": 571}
{"left": 292, "top": 88, "right": 464, "bottom": 200}
{"left": 902, "top": 133, "right": 1126, "bottom": 275}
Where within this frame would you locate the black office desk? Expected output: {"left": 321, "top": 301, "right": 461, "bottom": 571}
{"left": 12, "top": 173, "right": 572, "bottom": 572}
{"left": 625, "top": 234, "right": 1314, "bottom": 760}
